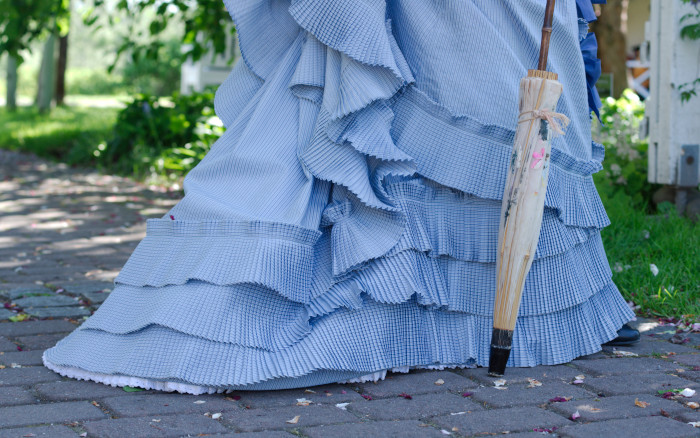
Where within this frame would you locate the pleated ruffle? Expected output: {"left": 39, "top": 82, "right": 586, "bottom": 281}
{"left": 44, "top": 0, "right": 634, "bottom": 392}
{"left": 115, "top": 220, "right": 320, "bottom": 303}
{"left": 43, "top": 282, "right": 632, "bottom": 392}
{"left": 220, "top": 0, "right": 609, "bottom": 229}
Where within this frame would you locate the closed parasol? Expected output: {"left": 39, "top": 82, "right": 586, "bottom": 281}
{"left": 489, "top": 0, "right": 571, "bottom": 377}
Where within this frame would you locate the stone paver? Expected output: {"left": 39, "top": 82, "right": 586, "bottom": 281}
{"left": 603, "top": 341, "right": 698, "bottom": 356}
{"left": 35, "top": 380, "right": 135, "bottom": 401}
{"left": 0, "top": 401, "right": 107, "bottom": 428}
{"left": 468, "top": 381, "right": 595, "bottom": 408}
{"left": 13, "top": 295, "right": 79, "bottom": 308}
{"left": 548, "top": 393, "right": 692, "bottom": 422}
{"left": 214, "top": 432, "right": 293, "bottom": 438}
{"left": 673, "top": 354, "right": 700, "bottom": 368}
{"left": 3, "top": 286, "right": 54, "bottom": 300}
{"left": 100, "top": 394, "right": 239, "bottom": 417}
{"left": 460, "top": 364, "right": 583, "bottom": 385}
{"left": 0, "top": 350, "right": 45, "bottom": 366}
{"left": 0, "top": 320, "right": 76, "bottom": 337}
{"left": 0, "top": 337, "right": 16, "bottom": 352}
{"left": 347, "top": 392, "right": 483, "bottom": 420}
{"left": 83, "top": 414, "right": 230, "bottom": 438}
{"left": 0, "top": 366, "right": 62, "bottom": 386}
{"left": 16, "top": 333, "right": 67, "bottom": 350}
{"left": 0, "top": 386, "right": 36, "bottom": 406}
{"left": 573, "top": 357, "right": 681, "bottom": 376}
{"left": 0, "top": 425, "right": 79, "bottom": 438}
{"left": 1, "top": 149, "right": 698, "bottom": 436}
{"left": 23, "top": 307, "right": 91, "bottom": 319}
{"left": 357, "top": 370, "right": 477, "bottom": 399}
{"left": 557, "top": 416, "right": 699, "bottom": 438}
{"left": 302, "top": 420, "right": 446, "bottom": 438}
{"left": 432, "top": 406, "right": 572, "bottom": 436}
{"left": 582, "top": 373, "right": 699, "bottom": 396}
{"left": 230, "top": 384, "right": 365, "bottom": 408}
{"left": 221, "top": 405, "right": 358, "bottom": 432}
{"left": 61, "top": 282, "right": 113, "bottom": 305}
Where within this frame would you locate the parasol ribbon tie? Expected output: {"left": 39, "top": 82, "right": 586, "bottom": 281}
{"left": 518, "top": 109, "right": 570, "bottom": 138}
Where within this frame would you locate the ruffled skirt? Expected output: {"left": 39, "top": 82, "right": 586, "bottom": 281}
{"left": 44, "top": 0, "right": 634, "bottom": 394}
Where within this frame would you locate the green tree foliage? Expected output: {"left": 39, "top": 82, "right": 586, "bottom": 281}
{"left": 83, "top": 0, "right": 233, "bottom": 71}
{"left": 0, "top": 0, "right": 70, "bottom": 60}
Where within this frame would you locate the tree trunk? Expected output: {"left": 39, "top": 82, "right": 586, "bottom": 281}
{"left": 6, "top": 55, "right": 18, "bottom": 111}
{"left": 55, "top": 34, "right": 68, "bottom": 106}
{"left": 592, "top": 0, "right": 628, "bottom": 98}
{"left": 36, "top": 33, "right": 57, "bottom": 113}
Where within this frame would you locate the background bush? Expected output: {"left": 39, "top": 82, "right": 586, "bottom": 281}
{"left": 592, "top": 90, "right": 660, "bottom": 212}
{"left": 96, "top": 91, "right": 223, "bottom": 182}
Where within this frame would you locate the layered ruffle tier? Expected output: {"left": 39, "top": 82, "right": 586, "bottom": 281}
{"left": 44, "top": 0, "right": 634, "bottom": 393}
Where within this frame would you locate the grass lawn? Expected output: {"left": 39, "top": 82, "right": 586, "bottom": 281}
{"left": 601, "top": 193, "right": 699, "bottom": 323}
{"left": 0, "top": 105, "right": 118, "bottom": 166}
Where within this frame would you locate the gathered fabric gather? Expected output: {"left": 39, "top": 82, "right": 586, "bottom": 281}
{"left": 44, "top": 0, "right": 634, "bottom": 394}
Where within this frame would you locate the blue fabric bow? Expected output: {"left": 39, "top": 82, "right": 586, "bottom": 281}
{"left": 575, "top": 0, "right": 606, "bottom": 119}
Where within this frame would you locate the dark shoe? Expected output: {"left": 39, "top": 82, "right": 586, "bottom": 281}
{"left": 603, "top": 323, "right": 641, "bottom": 346}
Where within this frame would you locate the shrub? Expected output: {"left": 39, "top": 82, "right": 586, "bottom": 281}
{"left": 96, "top": 91, "right": 223, "bottom": 182}
{"left": 592, "top": 89, "right": 660, "bottom": 212}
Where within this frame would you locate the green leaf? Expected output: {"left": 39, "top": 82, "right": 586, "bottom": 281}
{"left": 123, "top": 386, "right": 145, "bottom": 392}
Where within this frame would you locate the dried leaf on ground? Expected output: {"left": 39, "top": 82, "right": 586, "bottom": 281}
{"left": 296, "top": 398, "right": 313, "bottom": 406}
{"left": 527, "top": 378, "right": 542, "bottom": 388}
{"left": 613, "top": 350, "right": 638, "bottom": 357}
{"left": 286, "top": 415, "right": 300, "bottom": 424}
{"left": 634, "top": 398, "right": 650, "bottom": 408}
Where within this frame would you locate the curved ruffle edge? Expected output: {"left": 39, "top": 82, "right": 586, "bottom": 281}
{"left": 43, "top": 0, "right": 631, "bottom": 393}
{"left": 76, "top": 227, "right": 613, "bottom": 356}
{"left": 220, "top": 0, "right": 610, "bottom": 236}
{"left": 43, "top": 281, "right": 634, "bottom": 392}
{"left": 112, "top": 177, "right": 608, "bottom": 321}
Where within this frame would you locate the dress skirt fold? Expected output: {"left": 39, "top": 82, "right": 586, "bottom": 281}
{"left": 44, "top": 0, "right": 635, "bottom": 394}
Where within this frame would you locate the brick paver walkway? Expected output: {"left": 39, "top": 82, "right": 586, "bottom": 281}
{"left": 1, "top": 149, "right": 699, "bottom": 437}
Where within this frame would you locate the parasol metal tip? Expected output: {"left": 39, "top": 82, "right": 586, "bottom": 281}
{"left": 488, "top": 328, "right": 514, "bottom": 376}
{"left": 528, "top": 69, "right": 558, "bottom": 80}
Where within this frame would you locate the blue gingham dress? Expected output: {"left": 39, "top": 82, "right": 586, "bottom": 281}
{"left": 44, "top": 0, "right": 634, "bottom": 391}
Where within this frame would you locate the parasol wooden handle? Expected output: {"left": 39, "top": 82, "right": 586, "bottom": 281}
{"left": 537, "top": 0, "right": 556, "bottom": 71}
